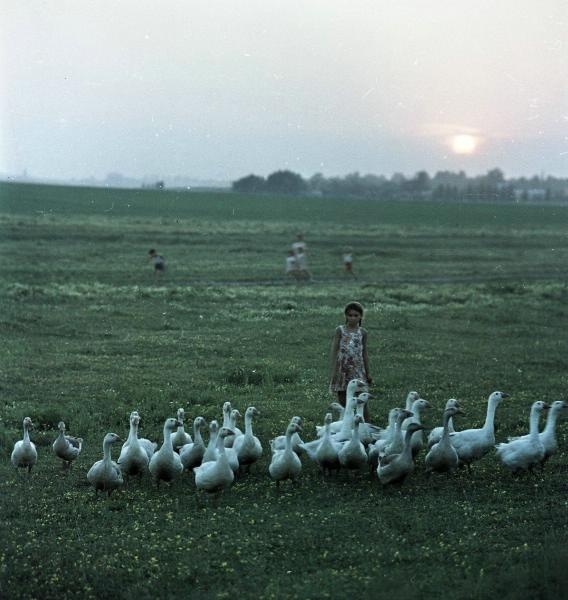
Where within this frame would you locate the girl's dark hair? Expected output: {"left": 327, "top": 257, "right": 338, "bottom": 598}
{"left": 344, "top": 301, "right": 364, "bottom": 325}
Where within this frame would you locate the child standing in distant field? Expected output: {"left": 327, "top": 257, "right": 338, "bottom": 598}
{"left": 285, "top": 249, "right": 299, "bottom": 281}
{"left": 329, "top": 301, "right": 372, "bottom": 420}
{"left": 148, "top": 248, "right": 166, "bottom": 276}
{"left": 343, "top": 248, "right": 355, "bottom": 277}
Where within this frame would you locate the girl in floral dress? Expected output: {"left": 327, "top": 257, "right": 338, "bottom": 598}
{"left": 329, "top": 301, "right": 372, "bottom": 420}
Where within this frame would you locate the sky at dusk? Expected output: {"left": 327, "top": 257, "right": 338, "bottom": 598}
{"left": 1, "top": 0, "right": 567, "bottom": 183}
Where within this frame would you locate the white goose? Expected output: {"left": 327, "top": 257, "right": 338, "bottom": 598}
{"left": 52, "top": 421, "right": 83, "bottom": 470}
{"left": 314, "top": 403, "right": 345, "bottom": 439}
{"left": 425, "top": 406, "right": 463, "bottom": 474}
{"left": 179, "top": 416, "right": 208, "bottom": 471}
{"left": 338, "top": 415, "right": 368, "bottom": 471}
{"left": 121, "top": 411, "right": 157, "bottom": 461}
{"left": 367, "top": 408, "right": 398, "bottom": 472}
{"left": 202, "top": 420, "right": 220, "bottom": 463}
{"left": 450, "top": 391, "right": 508, "bottom": 468}
{"left": 301, "top": 413, "right": 342, "bottom": 476}
{"left": 405, "top": 391, "right": 421, "bottom": 411}
{"left": 372, "top": 408, "right": 398, "bottom": 444}
{"left": 316, "top": 378, "right": 368, "bottom": 439}
{"left": 330, "top": 379, "right": 369, "bottom": 442}
{"left": 329, "top": 402, "right": 345, "bottom": 421}
{"left": 269, "top": 422, "right": 303, "bottom": 484}
{"left": 201, "top": 420, "right": 239, "bottom": 473}
{"left": 87, "top": 433, "right": 124, "bottom": 496}
{"left": 354, "top": 393, "right": 383, "bottom": 445}
{"left": 316, "top": 379, "right": 368, "bottom": 440}
{"left": 371, "top": 408, "right": 414, "bottom": 466}
{"left": 377, "top": 423, "right": 425, "bottom": 486}
{"left": 224, "top": 409, "right": 243, "bottom": 448}
{"left": 11, "top": 417, "right": 37, "bottom": 474}
{"left": 402, "top": 398, "right": 431, "bottom": 457}
{"left": 149, "top": 417, "right": 184, "bottom": 484}
{"left": 270, "top": 416, "right": 305, "bottom": 455}
{"left": 233, "top": 407, "right": 263, "bottom": 473}
{"left": 507, "top": 400, "right": 568, "bottom": 467}
{"left": 171, "top": 407, "right": 192, "bottom": 450}
{"left": 427, "top": 399, "right": 460, "bottom": 449}
{"left": 117, "top": 413, "right": 149, "bottom": 477}
{"left": 496, "top": 401, "right": 549, "bottom": 473}
{"left": 194, "top": 427, "right": 235, "bottom": 494}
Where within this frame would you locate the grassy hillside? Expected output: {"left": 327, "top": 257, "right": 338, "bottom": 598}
{"left": 1, "top": 182, "right": 568, "bottom": 599}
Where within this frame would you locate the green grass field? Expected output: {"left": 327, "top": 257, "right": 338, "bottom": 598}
{"left": 1, "top": 181, "right": 568, "bottom": 599}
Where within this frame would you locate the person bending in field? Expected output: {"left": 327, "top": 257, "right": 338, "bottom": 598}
{"left": 329, "top": 301, "right": 372, "bottom": 421}
{"left": 291, "top": 232, "right": 307, "bottom": 255}
{"left": 148, "top": 248, "right": 166, "bottom": 276}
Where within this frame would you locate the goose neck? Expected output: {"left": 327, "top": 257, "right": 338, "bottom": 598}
{"left": 284, "top": 428, "right": 295, "bottom": 452}
{"left": 528, "top": 408, "right": 541, "bottom": 439}
{"left": 244, "top": 415, "right": 254, "bottom": 435}
{"left": 103, "top": 439, "right": 113, "bottom": 462}
{"left": 162, "top": 425, "right": 175, "bottom": 453}
{"left": 193, "top": 426, "right": 204, "bottom": 445}
{"left": 543, "top": 409, "right": 558, "bottom": 435}
{"left": 216, "top": 434, "right": 226, "bottom": 454}
{"left": 208, "top": 429, "right": 219, "bottom": 450}
{"left": 402, "top": 428, "right": 415, "bottom": 457}
{"left": 441, "top": 412, "right": 453, "bottom": 440}
{"left": 127, "top": 421, "right": 139, "bottom": 444}
{"left": 351, "top": 422, "right": 361, "bottom": 443}
{"left": 483, "top": 400, "right": 498, "bottom": 432}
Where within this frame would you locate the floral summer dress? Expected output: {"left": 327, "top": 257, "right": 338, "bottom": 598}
{"left": 329, "top": 325, "right": 367, "bottom": 392}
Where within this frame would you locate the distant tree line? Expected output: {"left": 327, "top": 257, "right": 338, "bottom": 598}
{"left": 232, "top": 168, "right": 568, "bottom": 202}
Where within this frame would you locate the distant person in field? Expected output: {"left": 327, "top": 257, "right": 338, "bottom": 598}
{"left": 329, "top": 301, "right": 372, "bottom": 421}
{"left": 291, "top": 233, "right": 312, "bottom": 281}
{"left": 285, "top": 249, "right": 300, "bottom": 281}
{"left": 343, "top": 248, "right": 356, "bottom": 277}
{"left": 291, "top": 232, "right": 307, "bottom": 255}
{"left": 295, "top": 247, "right": 312, "bottom": 281}
{"left": 148, "top": 248, "right": 166, "bottom": 276}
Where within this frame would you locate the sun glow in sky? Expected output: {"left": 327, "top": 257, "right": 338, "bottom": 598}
{"left": 450, "top": 135, "right": 480, "bottom": 155}
{"left": 1, "top": 0, "right": 567, "bottom": 182}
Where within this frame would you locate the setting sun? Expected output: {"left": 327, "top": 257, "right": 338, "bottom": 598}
{"left": 450, "top": 134, "right": 479, "bottom": 155}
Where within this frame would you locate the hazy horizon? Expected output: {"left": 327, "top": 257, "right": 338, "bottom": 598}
{"left": 2, "top": 1, "right": 567, "bottom": 182}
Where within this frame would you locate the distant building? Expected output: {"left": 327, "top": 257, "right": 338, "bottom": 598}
{"left": 514, "top": 188, "right": 547, "bottom": 201}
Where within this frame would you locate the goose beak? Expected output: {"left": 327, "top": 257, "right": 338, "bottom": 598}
{"left": 542, "top": 403, "right": 550, "bottom": 410}
{"left": 501, "top": 392, "right": 510, "bottom": 398}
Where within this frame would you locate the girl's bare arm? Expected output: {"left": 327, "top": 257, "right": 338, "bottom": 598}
{"left": 362, "top": 329, "right": 372, "bottom": 382}
{"left": 329, "top": 327, "right": 341, "bottom": 379}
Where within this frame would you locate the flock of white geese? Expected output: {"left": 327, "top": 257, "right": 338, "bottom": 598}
{"left": 10, "top": 379, "right": 567, "bottom": 497}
